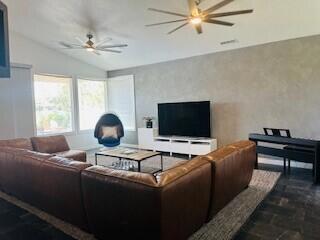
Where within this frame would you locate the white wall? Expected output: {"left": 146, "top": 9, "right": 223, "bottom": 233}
{"left": 0, "top": 31, "right": 107, "bottom": 149}
{"left": 0, "top": 64, "right": 34, "bottom": 139}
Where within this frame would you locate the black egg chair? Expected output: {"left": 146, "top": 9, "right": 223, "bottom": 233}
{"left": 94, "top": 113, "right": 124, "bottom": 147}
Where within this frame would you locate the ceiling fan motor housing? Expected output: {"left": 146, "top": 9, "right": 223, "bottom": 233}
{"left": 86, "top": 40, "right": 94, "bottom": 47}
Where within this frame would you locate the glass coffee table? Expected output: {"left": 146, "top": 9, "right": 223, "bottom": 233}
{"left": 95, "top": 148, "right": 163, "bottom": 174}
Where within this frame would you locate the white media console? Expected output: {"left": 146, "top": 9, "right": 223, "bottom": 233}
{"left": 138, "top": 128, "right": 217, "bottom": 159}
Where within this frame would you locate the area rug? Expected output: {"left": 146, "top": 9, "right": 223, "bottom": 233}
{"left": 0, "top": 155, "right": 281, "bottom": 240}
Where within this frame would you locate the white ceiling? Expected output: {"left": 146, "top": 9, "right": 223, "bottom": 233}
{"left": 4, "top": 0, "right": 320, "bottom": 71}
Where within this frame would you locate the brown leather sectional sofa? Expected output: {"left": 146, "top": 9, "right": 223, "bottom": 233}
{"left": 0, "top": 137, "right": 256, "bottom": 240}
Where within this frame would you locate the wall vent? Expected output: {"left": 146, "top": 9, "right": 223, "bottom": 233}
{"left": 220, "top": 39, "right": 238, "bottom": 45}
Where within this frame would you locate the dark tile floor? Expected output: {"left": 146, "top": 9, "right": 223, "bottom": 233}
{"left": 0, "top": 164, "right": 318, "bottom": 240}
{"left": 0, "top": 198, "right": 74, "bottom": 240}
{"left": 234, "top": 164, "right": 320, "bottom": 240}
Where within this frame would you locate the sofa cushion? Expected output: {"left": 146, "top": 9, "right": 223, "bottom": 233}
{"left": 156, "top": 156, "right": 209, "bottom": 186}
{"left": 55, "top": 150, "right": 87, "bottom": 162}
{"left": 31, "top": 135, "right": 70, "bottom": 153}
{"left": 83, "top": 166, "right": 158, "bottom": 187}
{"left": 46, "top": 156, "right": 91, "bottom": 170}
{"left": 0, "top": 138, "right": 33, "bottom": 151}
{"left": 101, "top": 126, "right": 119, "bottom": 139}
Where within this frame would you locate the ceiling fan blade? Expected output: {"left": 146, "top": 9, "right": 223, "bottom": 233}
{"left": 146, "top": 19, "right": 188, "bottom": 27}
{"left": 188, "top": 0, "right": 199, "bottom": 16}
{"left": 93, "top": 51, "right": 101, "bottom": 55}
{"left": 60, "top": 47, "right": 86, "bottom": 50}
{"left": 75, "top": 37, "right": 86, "bottom": 45}
{"left": 204, "top": 19, "right": 234, "bottom": 26}
{"left": 195, "top": 24, "right": 203, "bottom": 34}
{"left": 59, "top": 41, "right": 73, "bottom": 48}
{"left": 59, "top": 42, "right": 83, "bottom": 48}
{"left": 207, "top": 9, "right": 253, "bottom": 18}
{"left": 202, "top": 0, "right": 234, "bottom": 15}
{"left": 97, "top": 44, "right": 128, "bottom": 49}
{"left": 95, "top": 37, "right": 112, "bottom": 47}
{"left": 98, "top": 49, "right": 122, "bottom": 53}
{"left": 148, "top": 8, "right": 189, "bottom": 18}
{"left": 168, "top": 22, "right": 189, "bottom": 34}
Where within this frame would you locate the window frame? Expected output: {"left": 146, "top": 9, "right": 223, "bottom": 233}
{"left": 76, "top": 77, "right": 108, "bottom": 134}
{"left": 32, "top": 73, "right": 76, "bottom": 137}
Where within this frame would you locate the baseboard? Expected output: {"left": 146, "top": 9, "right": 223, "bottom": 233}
{"left": 77, "top": 144, "right": 100, "bottom": 151}
{"left": 120, "top": 143, "right": 139, "bottom": 149}
{"left": 259, "top": 157, "right": 312, "bottom": 170}
{"left": 83, "top": 143, "right": 139, "bottom": 151}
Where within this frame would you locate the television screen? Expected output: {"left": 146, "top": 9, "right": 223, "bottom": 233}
{"left": 0, "top": 1, "right": 10, "bottom": 78}
{"left": 158, "top": 101, "right": 211, "bottom": 138}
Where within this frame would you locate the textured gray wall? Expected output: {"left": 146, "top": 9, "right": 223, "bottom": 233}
{"left": 108, "top": 35, "right": 320, "bottom": 146}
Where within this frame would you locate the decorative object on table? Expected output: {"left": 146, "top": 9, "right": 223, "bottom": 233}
{"left": 143, "top": 116, "right": 155, "bottom": 128}
{"left": 120, "top": 149, "right": 138, "bottom": 155}
{"left": 111, "top": 160, "right": 135, "bottom": 171}
{"left": 146, "top": 0, "right": 253, "bottom": 35}
{"left": 94, "top": 113, "right": 124, "bottom": 147}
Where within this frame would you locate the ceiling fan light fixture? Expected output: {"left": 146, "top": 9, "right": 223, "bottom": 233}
{"left": 86, "top": 47, "right": 94, "bottom": 52}
{"left": 190, "top": 17, "right": 202, "bottom": 25}
{"left": 147, "top": 0, "right": 254, "bottom": 35}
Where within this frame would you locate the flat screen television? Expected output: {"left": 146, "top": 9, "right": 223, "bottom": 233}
{"left": 158, "top": 101, "right": 211, "bottom": 138}
{"left": 0, "top": 1, "right": 10, "bottom": 78}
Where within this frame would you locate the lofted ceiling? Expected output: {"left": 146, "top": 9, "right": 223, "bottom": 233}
{"left": 3, "top": 0, "right": 320, "bottom": 70}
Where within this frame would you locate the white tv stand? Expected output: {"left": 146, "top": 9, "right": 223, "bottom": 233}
{"left": 138, "top": 128, "right": 217, "bottom": 159}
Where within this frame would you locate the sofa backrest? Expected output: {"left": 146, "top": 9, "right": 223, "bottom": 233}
{"left": 0, "top": 147, "right": 52, "bottom": 192}
{"left": 0, "top": 147, "right": 91, "bottom": 231}
{"left": 31, "top": 135, "right": 70, "bottom": 153}
{"left": 39, "top": 156, "right": 92, "bottom": 230}
{"left": 156, "top": 157, "right": 212, "bottom": 240}
{"left": 202, "top": 140, "right": 256, "bottom": 220}
{"left": 81, "top": 157, "right": 211, "bottom": 240}
{"left": 0, "top": 138, "right": 33, "bottom": 151}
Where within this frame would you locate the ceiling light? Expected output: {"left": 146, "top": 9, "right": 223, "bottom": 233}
{"left": 190, "top": 17, "right": 202, "bottom": 25}
{"left": 86, "top": 47, "right": 94, "bottom": 52}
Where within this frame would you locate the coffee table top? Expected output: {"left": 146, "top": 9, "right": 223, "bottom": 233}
{"left": 96, "top": 148, "right": 161, "bottom": 162}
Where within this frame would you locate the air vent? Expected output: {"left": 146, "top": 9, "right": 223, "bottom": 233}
{"left": 220, "top": 39, "right": 238, "bottom": 45}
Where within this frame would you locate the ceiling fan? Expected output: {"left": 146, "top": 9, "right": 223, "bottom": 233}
{"left": 146, "top": 0, "right": 253, "bottom": 34}
{"left": 59, "top": 34, "right": 128, "bottom": 55}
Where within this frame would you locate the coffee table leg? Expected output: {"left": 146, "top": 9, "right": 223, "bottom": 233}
{"left": 95, "top": 154, "right": 97, "bottom": 165}
{"left": 161, "top": 154, "right": 163, "bottom": 171}
{"left": 138, "top": 162, "right": 141, "bottom": 172}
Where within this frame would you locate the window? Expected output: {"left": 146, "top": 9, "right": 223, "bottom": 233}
{"left": 33, "top": 74, "right": 73, "bottom": 135}
{"left": 108, "top": 75, "right": 136, "bottom": 131}
{"left": 78, "top": 79, "right": 107, "bottom": 131}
